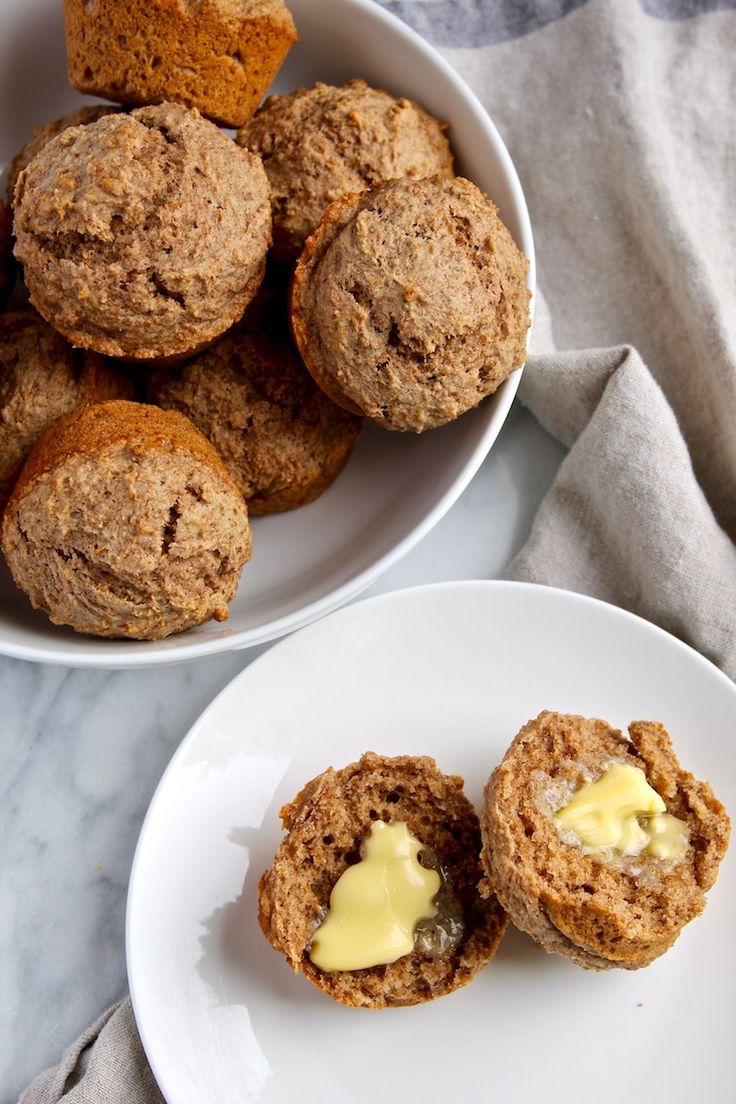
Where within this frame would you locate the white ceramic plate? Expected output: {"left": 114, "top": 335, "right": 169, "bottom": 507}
{"left": 0, "top": 0, "right": 534, "bottom": 668}
{"left": 126, "top": 581, "right": 736, "bottom": 1104}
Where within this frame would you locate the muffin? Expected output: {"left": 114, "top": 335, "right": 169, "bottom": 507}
{"left": 0, "top": 200, "right": 13, "bottom": 308}
{"left": 147, "top": 283, "right": 363, "bottom": 515}
{"left": 480, "top": 712, "right": 730, "bottom": 970}
{"left": 290, "top": 176, "right": 530, "bottom": 431}
{"left": 63, "top": 0, "right": 298, "bottom": 128}
{"left": 259, "top": 752, "right": 508, "bottom": 1007}
{"left": 238, "top": 79, "right": 454, "bottom": 262}
{"left": 0, "top": 309, "right": 134, "bottom": 510}
{"left": 7, "top": 105, "right": 121, "bottom": 209}
{"left": 1, "top": 400, "right": 252, "bottom": 640}
{"left": 13, "top": 103, "right": 271, "bottom": 361}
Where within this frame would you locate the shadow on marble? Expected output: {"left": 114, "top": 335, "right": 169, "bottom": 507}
{"left": 197, "top": 826, "right": 324, "bottom": 1014}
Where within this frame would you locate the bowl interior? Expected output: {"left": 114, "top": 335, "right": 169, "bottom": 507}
{"left": 0, "top": 0, "right": 534, "bottom": 667}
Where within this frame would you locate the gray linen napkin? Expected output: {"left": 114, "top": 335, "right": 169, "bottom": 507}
{"left": 507, "top": 292, "right": 736, "bottom": 678}
{"left": 20, "top": 0, "right": 736, "bottom": 1099}
{"left": 19, "top": 1001, "right": 162, "bottom": 1104}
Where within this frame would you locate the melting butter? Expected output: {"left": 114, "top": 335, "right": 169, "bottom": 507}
{"left": 645, "top": 812, "right": 689, "bottom": 859}
{"left": 309, "top": 821, "right": 440, "bottom": 972}
{"left": 555, "top": 762, "right": 687, "bottom": 859}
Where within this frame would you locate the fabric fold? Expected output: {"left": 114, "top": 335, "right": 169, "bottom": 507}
{"left": 19, "top": 1001, "right": 163, "bottom": 1104}
{"left": 508, "top": 341, "right": 736, "bottom": 679}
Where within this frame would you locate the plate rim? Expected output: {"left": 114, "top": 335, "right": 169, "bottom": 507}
{"left": 125, "top": 577, "right": 736, "bottom": 1102}
{"left": 0, "top": 0, "right": 535, "bottom": 670}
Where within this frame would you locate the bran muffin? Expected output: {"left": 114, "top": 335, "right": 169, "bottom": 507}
{"left": 290, "top": 176, "right": 530, "bottom": 432}
{"left": 1, "top": 400, "right": 252, "bottom": 640}
{"left": 148, "top": 283, "right": 363, "bottom": 515}
{"left": 259, "top": 752, "right": 508, "bottom": 1007}
{"left": 63, "top": 0, "right": 298, "bottom": 128}
{"left": 0, "top": 309, "right": 134, "bottom": 510}
{"left": 0, "top": 200, "right": 13, "bottom": 308}
{"left": 480, "top": 712, "right": 730, "bottom": 970}
{"left": 7, "top": 105, "right": 120, "bottom": 209}
{"left": 13, "top": 103, "right": 271, "bottom": 361}
{"left": 238, "top": 79, "right": 454, "bottom": 262}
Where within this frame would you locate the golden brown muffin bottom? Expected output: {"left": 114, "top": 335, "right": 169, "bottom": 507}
{"left": 63, "top": 0, "right": 298, "bottom": 128}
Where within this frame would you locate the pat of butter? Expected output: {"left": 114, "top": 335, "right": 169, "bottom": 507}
{"left": 555, "top": 762, "right": 687, "bottom": 859}
{"left": 309, "top": 821, "right": 440, "bottom": 972}
{"left": 645, "top": 812, "right": 688, "bottom": 859}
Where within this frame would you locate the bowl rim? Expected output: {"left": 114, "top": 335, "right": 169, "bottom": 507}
{"left": 0, "top": 0, "right": 535, "bottom": 669}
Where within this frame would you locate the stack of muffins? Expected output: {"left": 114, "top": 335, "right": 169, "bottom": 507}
{"left": 0, "top": 0, "right": 531, "bottom": 641}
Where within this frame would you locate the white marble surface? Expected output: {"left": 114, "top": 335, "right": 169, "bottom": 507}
{"left": 0, "top": 404, "right": 565, "bottom": 1101}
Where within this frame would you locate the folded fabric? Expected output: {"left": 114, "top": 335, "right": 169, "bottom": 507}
{"left": 426, "top": 0, "right": 736, "bottom": 544}
{"left": 508, "top": 299, "right": 736, "bottom": 679}
{"left": 19, "top": 1001, "right": 163, "bottom": 1104}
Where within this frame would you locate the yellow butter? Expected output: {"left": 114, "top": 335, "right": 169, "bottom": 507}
{"left": 309, "top": 821, "right": 440, "bottom": 972}
{"left": 645, "top": 811, "right": 688, "bottom": 859}
{"left": 555, "top": 762, "right": 687, "bottom": 859}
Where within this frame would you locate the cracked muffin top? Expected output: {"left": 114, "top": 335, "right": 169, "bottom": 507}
{"left": 12, "top": 102, "right": 272, "bottom": 361}
{"left": 1, "top": 400, "right": 252, "bottom": 640}
{"left": 290, "top": 175, "right": 530, "bottom": 432}
{"left": 6, "top": 104, "right": 121, "bottom": 208}
{"left": 238, "top": 78, "right": 454, "bottom": 261}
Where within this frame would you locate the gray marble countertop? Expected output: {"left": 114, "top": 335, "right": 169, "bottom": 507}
{"left": 0, "top": 404, "right": 565, "bottom": 1101}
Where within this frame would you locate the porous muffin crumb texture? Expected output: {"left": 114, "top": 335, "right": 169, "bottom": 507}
{"left": 63, "top": 0, "right": 298, "bottom": 128}
{"left": 480, "top": 712, "right": 730, "bottom": 970}
{"left": 0, "top": 200, "right": 14, "bottom": 307}
{"left": 1, "top": 401, "right": 252, "bottom": 640}
{"left": 0, "top": 308, "right": 133, "bottom": 508}
{"left": 259, "top": 752, "right": 508, "bottom": 1007}
{"left": 13, "top": 103, "right": 271, "bottom": 360}
{"left": 238, "top": 79, "right": 454, "bottom": 261}
{"left": 148, "top": 283, "right": 363, "bottom": 515}
{"left": 7, "top": 104, "right": 120, "bottom": 208}
{"left": 291, "top": 176, "right": 530, "bottom": 431}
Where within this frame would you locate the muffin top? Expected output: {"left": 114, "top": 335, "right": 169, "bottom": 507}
{"left": 291, "top": 175, "right": 530, "bottom": 431}
{"left": 13, "top": 102, "right": 271, "bottom": 359}
{"left": 2, "top": 401, "right": 252, "bottom": 640}
{"left": 0, "top": 308, "right": 133, "bottom": 505}
{"left": 7, "top": 104, "right": 120, "bottom": 207}
{"left": 148, "top": 283, "right": 363, "bottom": 514}
{"left": 238, "top": 79, "right": 453, "bottom": 261}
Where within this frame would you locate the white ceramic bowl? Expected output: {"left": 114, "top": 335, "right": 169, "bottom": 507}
{"left": 0, "top": 0, "right": 534, "bottom": 668}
